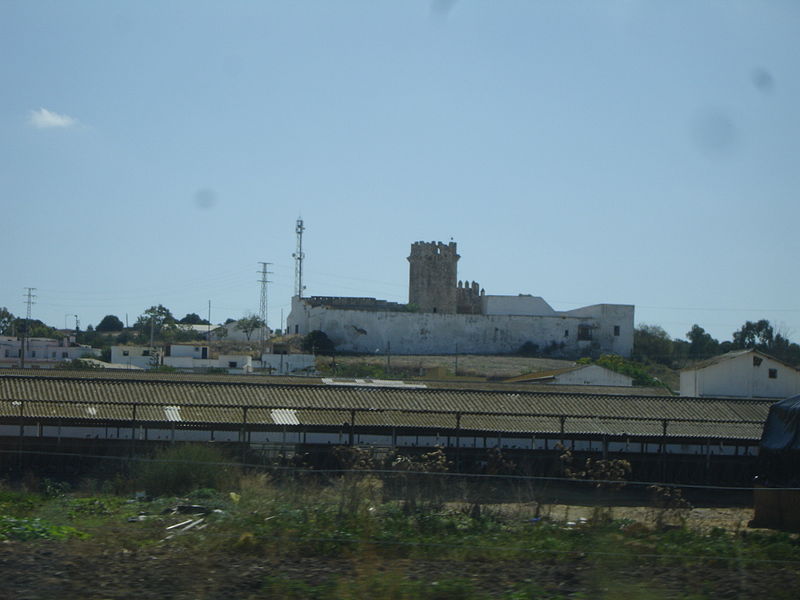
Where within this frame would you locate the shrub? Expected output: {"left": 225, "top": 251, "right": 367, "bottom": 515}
{"left": 134, "top": 444, "right": 239, "bottom": 496}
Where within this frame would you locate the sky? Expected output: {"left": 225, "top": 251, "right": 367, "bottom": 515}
{"left": 1, "top": 0, "right": 799, "bottom": 343}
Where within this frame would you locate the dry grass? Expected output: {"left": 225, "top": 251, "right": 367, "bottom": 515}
{"left": 329, "top": 354, "right": 575, "bottom": 379}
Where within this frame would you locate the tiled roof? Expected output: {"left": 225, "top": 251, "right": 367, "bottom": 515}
{"left": 0, "top": 373, "right": 771, "bottom": 440}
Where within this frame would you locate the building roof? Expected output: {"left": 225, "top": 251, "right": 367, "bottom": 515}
{"left": 682, "top": 349, "right": 798, "bottom": 373}
{"left": 0, "top": 372, "right": 771, "bottom": 440}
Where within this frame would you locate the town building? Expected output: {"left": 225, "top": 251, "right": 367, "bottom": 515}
{"left": 0, "top": 336, "right": 99, "bottom": 369}
{"left": 288, "top": 241, "right": 634, "bottom": 356}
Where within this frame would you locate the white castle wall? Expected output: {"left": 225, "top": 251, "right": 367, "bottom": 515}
{"left": 288, "top": 297, "right": 633, "bottom": 356}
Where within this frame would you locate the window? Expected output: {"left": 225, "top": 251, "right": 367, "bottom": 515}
{"left": 31, "top": 351, "right": 36, "bottom": 357}
{"left": 769, "top": 369, "right": 778, "bottom": 379}
{"left": 753, "top": 356, "right": 763, "bottom": 366}
{"left": 51, "top": 351, "right": 56, "bottom": 358}
{"left": 228, "top": 361, "right": 237, "bottom": 368}
{"left": 62, "top": 352, "right": 68, "bottom": 358}
{"left": 142, "top": 350, "right": 150, "bottom": 356}
{"left": 564, "top": 329, "right": 569, "bottom": 337}
{"left": 577, "top": 325, "right": 592, "bottom": 341}
{"left": 613, "top": 325, "right": 620, "bottom": 336}
{"left": 122, "top": 350, "right": 129, "bottom": 356}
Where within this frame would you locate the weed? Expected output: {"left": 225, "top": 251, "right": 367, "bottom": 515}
{"left": 0, "top": 515, "right": 87, "bottom": 541}
{"left": 134, "top": 444, "right": 240, "bottom": 496}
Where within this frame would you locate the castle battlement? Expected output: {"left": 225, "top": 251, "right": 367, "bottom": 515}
{"left": 408, "top": 241, "right": 459, "bottom": 259}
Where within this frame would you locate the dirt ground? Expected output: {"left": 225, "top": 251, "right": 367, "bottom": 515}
{"left": 1, "top": 506, "right": 790, "bottom": 600}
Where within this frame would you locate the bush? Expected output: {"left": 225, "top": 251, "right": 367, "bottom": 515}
{"left": 134, "top": 444, "right": 240, "bottom": 496}
{"left": 301, "top": 330, "right": 336, "bottom": 355}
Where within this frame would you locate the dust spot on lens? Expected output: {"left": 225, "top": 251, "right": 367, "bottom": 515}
{"left": 431, "top": 0, "right": 459, "bottom": 18}
{"left": 194, "top": 188, "right": 217, "bottom": 209}
{"left": 752, "top": 67, "right": 774, "bottom": 94}
{"left": 690, "top": 109, "right": 738, "bottom": 156}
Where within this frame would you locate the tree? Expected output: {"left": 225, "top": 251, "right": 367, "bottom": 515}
{"left": 632, "top": 324, "right": 673, "bottom": 365}
{"left": 0, "top": 307, "right": 14, "bottom": 335}
{"left": 179, "top": 313, "right": 210, "bottom": 325}
{"left": 14, "top": 318, "right": 59, "bottom": 339}
{"left": 96, "top": 314, "right": 124, "bottom": 332}
{"left": 235, "top": 314, "right": 265, "bottom": 341}
{"left": 301, "top": 330, "right": 335, "bottom": 355}
{"left": 730, "top": 319, "right": 800, "bottom": 366}
{"left": 732, "top": 320, "right": 774, "bottom": 350}
{"left": 686, "top": 324, "right": 720, "bottom": 360}
{"left": 134, "top": 305, "right": 175, "bottom": 339}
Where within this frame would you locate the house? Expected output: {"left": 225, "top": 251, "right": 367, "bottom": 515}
{"left": 1, "top": 336, "right": 99, "bottom": 368}
{"left": 680, "top": 349, "right": 800, "bottom": 399}
{"left": 110, "top": 346, "right": 162, "bottom": 370}
{"left": 506, "top": 364, "right": 633, "bottom": 387}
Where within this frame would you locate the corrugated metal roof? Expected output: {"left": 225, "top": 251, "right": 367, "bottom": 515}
{"left": 0, "top": 373, "right": 771, "bottom": 440}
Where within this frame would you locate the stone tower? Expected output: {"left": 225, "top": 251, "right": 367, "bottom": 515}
{"left": 407, "top": 241, "right": 459, "bottom": 313}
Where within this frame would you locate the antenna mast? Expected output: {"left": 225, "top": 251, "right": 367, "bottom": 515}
{"left": 292, "top": 218, "right": 305, "bottom": 298}
{"left": 258, "top": 261, "right": 272, "bottom": 353}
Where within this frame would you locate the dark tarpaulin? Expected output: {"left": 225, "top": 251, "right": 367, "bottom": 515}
{"left": 760, "top": 395, "right": 800, "bottom": 451}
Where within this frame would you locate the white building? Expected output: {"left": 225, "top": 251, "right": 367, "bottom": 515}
{"left": 287, "top": 241, "right": 633, "bottom": 357}
{"left": 1, "top": 336, "right": 99, "bottom": 368}
{"left": 288, "top": 296, "right": 632, "bottom": 356}
{"left": 110, "top": 346, "right": 162, "bottom": 370}
{"left": 680, "top": 349, "right": 800, "bottom": 399}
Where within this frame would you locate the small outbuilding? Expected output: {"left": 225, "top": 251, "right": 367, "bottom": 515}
{"left": 680, "top": 349, "right": 800, "bottom": 399}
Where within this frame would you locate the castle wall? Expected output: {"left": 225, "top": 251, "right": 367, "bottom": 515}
{"left": 288, "top": 297, "right": 634, "bottom": 357}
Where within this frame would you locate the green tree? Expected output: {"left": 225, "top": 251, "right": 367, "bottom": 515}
{"left": 730, "top": 319, "right": 800, "bottom": 366}
{"left": 235, "top": 314, "right": 265, "bottom": 341}
{"left": 686, "top": 324, "right": 720, "bottom": 360}
{"left": 134, "top": 305, "right": 175, "bottom": 340}
{"left": 14, "top": 318, "right": 59, "bottom": 339}
{"left": 96, "top": 315, "right": 124, "bottom": 332}
{"left": 179, "top": 312, "right": 210, "bottom": 325}
{"left": 632, "top": 324, "right": 673, "bottom": 365}
{"left": 301, "top": 330, "right": 335, "bottom": 355}
{"left": 0, "top": 307, "right": 15, "bottom": 335}
{"left": 732, "top": 319, "right": 774, "bottom": 350}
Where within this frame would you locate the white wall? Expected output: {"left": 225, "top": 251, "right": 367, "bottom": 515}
{"left": 111, "top": 346, "right": 159, "bottom": 369}
{"left": 288, "top": 297, "right": 634, "bottom": 356}
{"left": 680, "top": 351, "right": 800, "bottom": 398}
{"left": 258, "top": 353, "right": 316, "bottom": 374}
{"left": 169, "top": 345, "right": 208, "bottom": 359}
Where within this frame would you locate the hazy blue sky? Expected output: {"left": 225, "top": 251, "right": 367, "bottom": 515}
{"left": 2, "top": 1, "right": 798, "bottom": 342}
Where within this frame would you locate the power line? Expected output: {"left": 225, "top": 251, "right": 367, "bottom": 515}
{"left": 258, "top": 262, "right": 273, "bottom": 354}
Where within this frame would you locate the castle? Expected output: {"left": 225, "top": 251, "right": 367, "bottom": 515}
{"left": 287, "top": 241, "right": 634, "bottom": 357}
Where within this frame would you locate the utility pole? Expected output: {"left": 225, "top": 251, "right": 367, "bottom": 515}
{"left": 257, "top": 262, "right": 273, "bottom": 357}
{"left": 21, "top": 288, "right": 36, "bottom": 369}
{"left": 292, "top": 218, "right": 305, "bottom": 298}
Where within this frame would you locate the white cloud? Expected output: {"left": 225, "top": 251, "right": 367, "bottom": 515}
{"left": 28, "top": 107, "right": 77, "bottom": 129}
